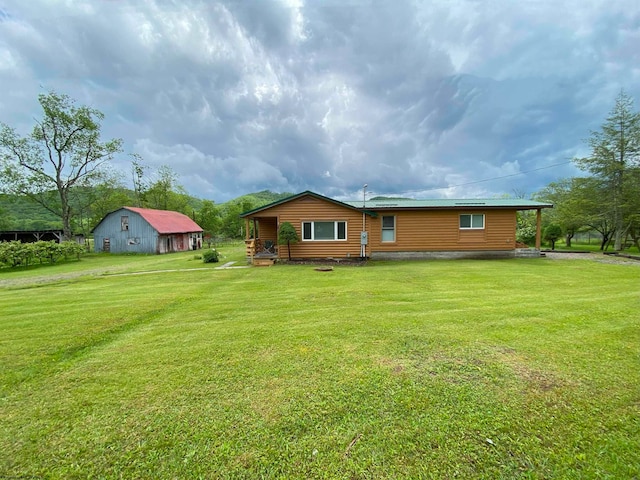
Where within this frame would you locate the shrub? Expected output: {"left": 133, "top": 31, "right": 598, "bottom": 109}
{"left": 0, "top": 241, "right": 27, "bottom": 267}
{"left": 60, "top": 241, "right": 85, "bottom": 260}
{"left": 544, "top": 224, "right": 563, "bottom": 250}
{"left": 202, "top": 249, "right": 219, "bottom": 263}
{"left": 0, "top": 240, "right": 85, "bottom": 268}
{"left": 278, "top": 221, "right": 300, "bottom": 260}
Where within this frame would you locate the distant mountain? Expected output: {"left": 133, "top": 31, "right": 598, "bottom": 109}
{"left": 0, "top": 194, "right": 61, "bottom": 230}
{"left": 221, "top": 190, "right": 294, "bottom": 208}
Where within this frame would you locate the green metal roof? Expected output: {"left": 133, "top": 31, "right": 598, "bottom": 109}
{"left": 240, "top": 191, "right": 552, "bottom": 217}
{"left": 239, "top": 190, "right": 377, "bottom": 217}
{"left": 343, "top": 198, "right": 553, "bottom": 210}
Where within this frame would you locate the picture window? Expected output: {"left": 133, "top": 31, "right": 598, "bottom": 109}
{"left": 302, "top": 221, "right": 347, "bottom": 241}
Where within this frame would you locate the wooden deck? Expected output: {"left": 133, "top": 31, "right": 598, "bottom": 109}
{"left": 245, "top": 239, "right": 278, "bottom": 266}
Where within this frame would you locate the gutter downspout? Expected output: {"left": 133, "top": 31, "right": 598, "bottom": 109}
{"left": 361, "top": 184, "right": 367, "bottom": 259}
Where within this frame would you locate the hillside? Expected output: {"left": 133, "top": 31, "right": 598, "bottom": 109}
{"left": 220, "top": 190, "right": 294, "bottom": 208}
{"left": 0, "top": 194, "right": 61, "bottom": 230}
{"left": 0, "top": 190, "right": 293, "bottom": 233}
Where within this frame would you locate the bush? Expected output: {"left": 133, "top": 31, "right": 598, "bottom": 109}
{"left": 0, "top": 240, "right": 85, "bottom": 268}
{"left": 202, "top": 249, "right": 219, "bottom": 263}
{"left": 60, "top": 241, "right": 85, "bottom": 260}
{"left": 0, "top": 241, "right": 28, "bottom": 267}
{"left": 544, "top": 224, "right": 563, "bottom": 250}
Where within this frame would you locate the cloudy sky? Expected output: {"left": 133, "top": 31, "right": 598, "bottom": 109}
{"left": 1, "top": 0, "right": 639, "bottom": 202}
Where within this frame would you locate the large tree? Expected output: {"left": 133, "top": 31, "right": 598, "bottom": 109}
{"left": 573, "top": 177, "right": 617, "bottom": 250}
{"left": 574, "top": 91, "right": 640, "bottom": 250}
{"left": 0, "top": 92, "right": 123, "bottom": 240}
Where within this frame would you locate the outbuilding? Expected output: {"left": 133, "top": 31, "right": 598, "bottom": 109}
{"left": 92, "top": 207, "right": 203, "bottom": 254}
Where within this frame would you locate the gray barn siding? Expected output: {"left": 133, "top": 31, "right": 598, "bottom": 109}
{"left": 93, "top": 209, "right": 161, "bottom": 254}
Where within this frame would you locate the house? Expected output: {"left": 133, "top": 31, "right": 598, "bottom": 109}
{"left": 240, "top": 191, "right": 553, "bottom": 262}
{"left": 92, "top": 207, "right": 203, "bottom": 254}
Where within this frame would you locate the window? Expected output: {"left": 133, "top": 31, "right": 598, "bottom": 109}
{"left": 302, "top": 221, "right": 347, "bottom": 241}
{"left": 381, "top": 215, "right": 395, "bottom": 242}
{"left": 121, "top": 216, "right": 129, "bottom": 231}
{"left": 459, "top": 214, "right": 484, "bottom": 229}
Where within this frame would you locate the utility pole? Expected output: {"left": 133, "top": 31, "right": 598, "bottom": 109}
{"left": 361, "top": 184, "right": 368, "bottom": 258}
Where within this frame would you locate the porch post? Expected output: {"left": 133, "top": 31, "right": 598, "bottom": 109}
{"left": 245, "top": 218, "right": 250, "bottom": 240}
{"left": 535, "top": 208, "right": 542, "bottom": 250}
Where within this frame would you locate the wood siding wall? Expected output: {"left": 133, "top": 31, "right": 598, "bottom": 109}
{"left": 255, "top": 196, "right": 365, "bottom": 259}
{"left": 248, "top": 197, "right": 519, "bottom": 259}
{"left": 255, "top": 219, "right": 278, "bottom": 245}
{"left": 368, "top": 209, "right": 517, "bottom": 252}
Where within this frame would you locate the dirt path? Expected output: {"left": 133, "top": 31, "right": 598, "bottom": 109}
{"left": 0, "top": 265, "right": 241, "bottom": 288}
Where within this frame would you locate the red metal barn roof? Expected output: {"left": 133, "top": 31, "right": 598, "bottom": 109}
{"left": 124, "top": 207, "right": 203, "bottom": 234}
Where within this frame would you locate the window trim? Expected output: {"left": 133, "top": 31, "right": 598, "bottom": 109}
{"left": 381, "top": 215, "right": 396, "bottom": 242}
{"left": 459, "top": 213, "right": 485, "bottom": 230}
{"left": 302, "top": 221, "right": 347, "bottom": 241}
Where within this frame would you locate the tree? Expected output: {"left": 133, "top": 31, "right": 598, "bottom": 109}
{"left": 130, "top": 153, "right": 147, "bottom": 208}
{"left": 543, "top": 224, "right": 562, "bottom": 250}
{"left": 623, "top": 167, "right": 640, "bottom": 249}
{"left": 144, "top": 164, "right": 191, "bottom": 213}
{"left": 0, "top": 92, "right": 123, "bottom": 240}
{"left": 278, "top": 221, "right": 300, "bottom": 260}
{"left": 572, "top": 177, "right": 617, "bottom": 250}
{"left": 574, "top": 90, "right": 640, "bottom": 250}
{"left": 535, "top": 178, "right": 586, "bottom": 247}
{"left": 220, "top": 200, "right": 255, "bottom": 239}
{"left": 197, "top": 200, "right": 222, "bottom": 241}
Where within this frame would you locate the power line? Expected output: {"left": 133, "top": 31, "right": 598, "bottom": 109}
{"left": 409, "top": 160, "right": 575, "bottom": 195}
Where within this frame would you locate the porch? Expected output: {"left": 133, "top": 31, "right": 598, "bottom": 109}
{"left": 244, "top": 215, "right": 279, "bottom": 265}
{"left": 245, "top": 238, "right": 279, "bottom": 266}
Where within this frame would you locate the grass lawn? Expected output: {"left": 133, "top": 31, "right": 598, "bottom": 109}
{"left": 1, "top": 248, "right": 639, "bottom": 478}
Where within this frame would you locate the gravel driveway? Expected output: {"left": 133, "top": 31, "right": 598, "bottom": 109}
{"left": 543, "top": 251, "right": 640, "bottom": 265}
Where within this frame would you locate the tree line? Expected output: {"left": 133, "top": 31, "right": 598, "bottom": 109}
{"left": 2, "top": 90, "right": 639, "bottom": 250}
{"left": 0, "top": 91, "right": 289, "bottom": 241}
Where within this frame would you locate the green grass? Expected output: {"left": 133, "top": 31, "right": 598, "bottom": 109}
{"left": 1, "top": 248, "right": 639, "bottom": 478}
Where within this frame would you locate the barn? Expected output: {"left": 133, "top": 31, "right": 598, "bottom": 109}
{"left": 92, "top": 207, "right": 203, "bottom": 254}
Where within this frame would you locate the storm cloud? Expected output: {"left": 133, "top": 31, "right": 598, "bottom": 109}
{"left": 1, "top": 0, "right": 639, "bottom": 201}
